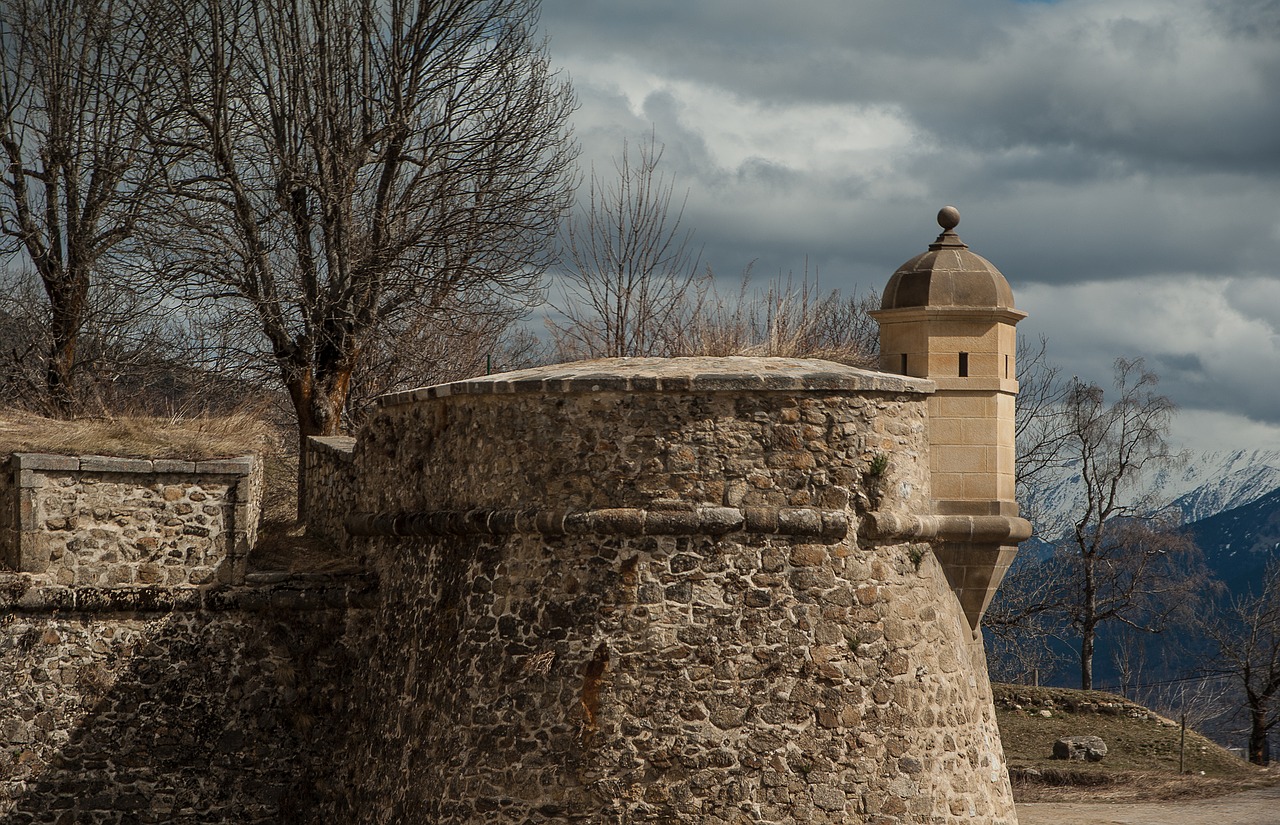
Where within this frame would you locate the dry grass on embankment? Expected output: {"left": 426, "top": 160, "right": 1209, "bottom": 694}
{"left": 994, "top": 683, "right": 1279, "bottom": 803}
{"left": 0, "top": 407, "right": 281, "bottom": 462}
{"left": 0, "top": 408, "right": 359, "bottom": 574}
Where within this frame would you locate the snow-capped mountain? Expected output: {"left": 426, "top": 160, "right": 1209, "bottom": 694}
{"left": 1023, "top": 449, "right": 1280, "bottom": 539}
{"left": 1158, "top": 450, "right": 1280, "bottom": 523}
{"left": 1189, "top": 486, "right": 1280, "bottom": 594}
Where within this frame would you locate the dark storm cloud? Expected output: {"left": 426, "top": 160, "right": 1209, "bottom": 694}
{"left": 541, "top": 0, "right": 1280, "bottom": 447}
{"left": 551, "top": 1, "right": 1280, "bottom": 177}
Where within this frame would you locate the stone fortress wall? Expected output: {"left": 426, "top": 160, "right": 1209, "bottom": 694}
{"left": 301, "top": 435, "right": 357, "bottom": 548}
{"left": 0, "top": 453, "right": 262, "bottom": 587}
{"left": 316, "top": 357, "right": 1019, "bottom": 824}
{"left": 0, "top": 208, "right": 1029, "bottom": 823}
{"left": 0, "top": 452, "right": 374, "bottom": 822}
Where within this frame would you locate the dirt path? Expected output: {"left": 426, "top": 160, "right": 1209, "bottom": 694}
{"left": 1017, "top": 784, "right": 1280, "bottom": 825}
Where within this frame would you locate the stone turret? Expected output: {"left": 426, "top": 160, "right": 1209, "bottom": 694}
{"left": 872, "top": 206, "right": 1030, "bottom": 630}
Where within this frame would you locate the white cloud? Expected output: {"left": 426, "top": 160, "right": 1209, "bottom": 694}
{"left": 1019, "top": 276, "right": 1280, "bottom": 432}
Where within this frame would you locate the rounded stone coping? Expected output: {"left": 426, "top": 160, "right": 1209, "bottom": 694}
{"left": 865, "top": 511, "right": 1033, "bottom": 544}
{"left": 345, "top": 505, "right": 850, "bottom": 541}
{"left": 376, "top": 356, "right": 933, "bottom": 407}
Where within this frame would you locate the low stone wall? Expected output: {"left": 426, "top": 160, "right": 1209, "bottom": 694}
{"left": 321, "top": 357, "right": 1017, "bottom": 824}
{"left": 2, "top": 454, "right": 261, "bottom": 586}
{"left": 0, "top": 464, "right": 14, "bottom": 568}
{"left": 302, "top": 437, "right": 356, "bottom": 548}
{"left": 0, "top": 570, "right": 375, "bottom": 823}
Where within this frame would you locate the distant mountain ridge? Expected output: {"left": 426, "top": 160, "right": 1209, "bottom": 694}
{"left": 1189, "top": 485, "right": 1280, "bottom": 594}
{"left": 1161, "top": 449, "right": 1280, "bottom": 523}
{"left": 1026, "top": 449, "right": 1280, "bottom": 539}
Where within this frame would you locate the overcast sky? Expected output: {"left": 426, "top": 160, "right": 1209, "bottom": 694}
{"left": 539, "top": 0, "right": 1280, "bottom": 453}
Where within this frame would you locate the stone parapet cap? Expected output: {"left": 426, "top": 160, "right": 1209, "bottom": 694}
{"left": 307, "top": 436, "right": 356, "bottom": 461}
{"left": 376, "top": 356, "right": 933, "bottom": 407}
{"left": 10, "top": 452, "right": 257, "bottom": 476}
{"left": 864, "top": 511, "right": 1032, "bottom": 544}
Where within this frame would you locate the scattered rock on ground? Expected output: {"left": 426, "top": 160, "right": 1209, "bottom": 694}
{"left": 1053, "top": 735, "right": 1108, "bottom": 762}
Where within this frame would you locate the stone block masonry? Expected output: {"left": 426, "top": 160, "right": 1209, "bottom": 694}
{"left": 1, "top": 208, "right": 1031, "bottom": 821}
{"left": 1, "top": 453, "right": 261, "bottom": 587}
{"left": 317, "top": 357, "right": 1019, "bottom": 824}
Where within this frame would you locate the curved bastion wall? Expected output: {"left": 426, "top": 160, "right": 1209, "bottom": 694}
{"left": 326, "top": 357, "right": 1018, "bottom": 824}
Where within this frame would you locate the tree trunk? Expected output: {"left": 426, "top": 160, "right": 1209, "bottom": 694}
{"left": 1081, "top": 559, "right": 1097, "bottom": 690}
{"left": 1249, "top": 705, "right": 1271, "bottom": 765}
{"left": 286, "top": 361, "right": 353, "bottom": 523}
{"left": 43, "top": 274, "right": 90, "bottom": 417}
{"left": 45, "top": 334, "right": 78, "bottom": 416}
{"left": 1080, "top": 629, "right": 1094, "bottom": 691}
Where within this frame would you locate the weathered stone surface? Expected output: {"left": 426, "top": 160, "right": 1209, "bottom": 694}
{"left": 12, "top": 454, "right": 81, "bottom": 472}
{"left": 3, "top": 454, "right": 261, "bottom": 585}
{"left": 0, "top": 460, "right": 15, "bottom": 569}
{"left": 303, "top": 437, "right": 356, "bottom": 547}
{"left": 1053, "top": 735, "right": 1109, "bottom": 762}
{"left": 0, "top": 598, "right": 365, "bottom": 822}
{"left": 1, "top": 353, "right": 1022, "bottom": 823}
{"left": 79, "top": 455, "right": 154, "bottom": 474}
{"left": 312, "top": 356, "right": 1017, "bottom": 825}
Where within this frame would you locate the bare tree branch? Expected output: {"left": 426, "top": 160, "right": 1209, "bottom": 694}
{"left": 0, "top": 0, "right": 170, "bottom": 413}
{"left": 142, "top": 0, "right": 576, "bottom": 494}
{"left": 1203, "top": 558, "right": 1280, "bottom": 764}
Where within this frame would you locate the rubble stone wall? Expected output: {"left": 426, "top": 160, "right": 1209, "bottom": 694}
{"left": 322, "top": 358, "right": 1018, "bottom": 825}
{"left": 0, "top": 464, "right": 13, "bottom": 569}
{"left": 0, "top": 574, "right": 373, "bottom": 824}
{"left": 2, "top": 454, "right": 261, "bottom": 586}
{"left": 302, "top": 436, "right": 356, "bottom": 548}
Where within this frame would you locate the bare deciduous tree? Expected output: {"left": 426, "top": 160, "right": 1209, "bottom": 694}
{"left": 343, "top": 296, "right": 546, "bottom": 426}
{"left": 1013, "top": 335, "right": 1072, "bottom": 532}
{"left": 0, "top": 0, "right": 167, "bottom": 413}
{"left": 1204, "top": 558, "right": 1280, "bottom": 764}
{"left": 547, "top": 133, "right": 705, "bottom": 359}
{"left": 983, "top": 549, "right": 1067, "bottom": 685}
{"left": 676, "top": 272, "right": 878, "bottom": 367}
{"left": 547, "top": 133, "right": 880, "bottom": 367}
{"left": 148, "top": 0, "right": 576, "bottom": 477}
{"left": 988, "top": 356, "right": 1208, "bottom": 690}
{"left": 1059, "top": 358, "right": 1205, "bottom": 690}
{"left": 0, "top": 265, "right": 194, "bottom": 413}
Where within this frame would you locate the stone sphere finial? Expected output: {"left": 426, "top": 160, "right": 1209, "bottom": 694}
{"left": 937, "top": 205, "right": 960, "bottom": 231}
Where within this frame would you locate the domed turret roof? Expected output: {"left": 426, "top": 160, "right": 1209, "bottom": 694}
{"left": 880, "top": 206, "right": 1016, "bottom": 311}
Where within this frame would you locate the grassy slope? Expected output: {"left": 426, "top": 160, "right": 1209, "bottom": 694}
{"left": 994, "top": 683, "right": 1278, "bottom": 802}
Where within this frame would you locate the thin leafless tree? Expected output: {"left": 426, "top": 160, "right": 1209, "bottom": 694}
{"left": 343, "top": 295, "right": 546, "bottom": 426}
{"left": 988, "top": 356, "right": 1209, "bottom": 690}
{"left": 0, "top": 265, "right": 195, "bottom": 413}
{"left": 146, "top": 0, "right": 576, "bottom": 478}
{"left": 1059, "top": 359, "right": 1205, "bottom": 689}
{"left": 1013, "top": 335, "right": 1072, "bottom": 532}
{"left": 1204, "top": 558, "right": 1280, "bottom": 764}
{"left": 674, "top": 271, "right": 878, "bottom": 367}
{"left": 547, "top": 133, "right": 705, "bottom": 359}
{"left": 983, "top": 549, "right": 1068, "bottom": 685}
{"left": 0, "top": 0, "right": 169, "bottom": 414}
